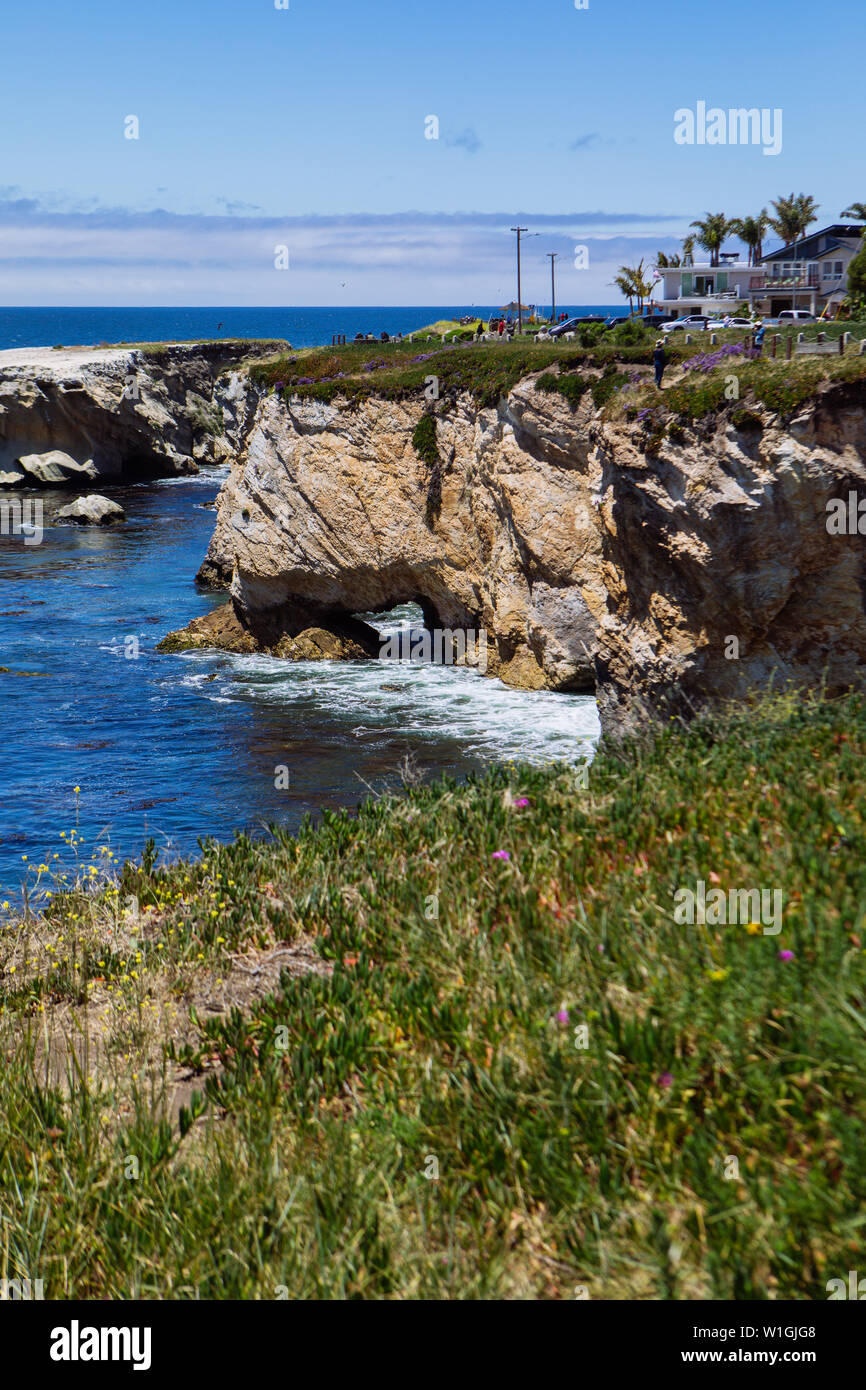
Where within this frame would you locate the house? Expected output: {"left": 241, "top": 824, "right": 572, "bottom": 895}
{"left": 749, "top": 224, "right": 863, "bottom": 317}
{"left": 651, "top": 251, "right": 758, "bottom": 317}
{"left": 652, "top": 224, "right": 864, "bottom": 318}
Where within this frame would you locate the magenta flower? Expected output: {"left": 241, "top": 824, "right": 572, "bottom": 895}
{"left": 657, "top": 1072, "right": 674, "bottom": 1088}
{"left": 514, "top": 797, "right": 530, "bottom": 808}
{"left": 557, "top": 1008, "right": 569, "bottom": 1026}
{"left": 777, "top": 949, "right": 795, "bottom": 962}
{"left": 492, "top": 850, "right": 510, "bottom": 861}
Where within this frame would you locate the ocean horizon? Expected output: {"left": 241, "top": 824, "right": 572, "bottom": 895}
{"left": 0, "top": 305, "right": 627, "bottom": 353}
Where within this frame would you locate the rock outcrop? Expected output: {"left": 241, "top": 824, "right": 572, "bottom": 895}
{"left": 157, "top": 600, "right": 380, "bottom": 662}
{"left": 196, "top": 382, "right": 603, "bottom": 692}
{"left": 190, "top": 370, "right": 866, "bottom": 734}
{"left": 56, "top": 494, "right": 126, "bottom": 526}
{"left": 593, "top": 381, "right": 866, "bottom": 737}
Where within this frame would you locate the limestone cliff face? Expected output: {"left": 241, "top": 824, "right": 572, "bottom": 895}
{"left": 197, "top": 372, "right": 866, "bottom": 730}
{"left": 199, "top": 382, "right": 603, "bottom": 691}
{"left": 0, "top": 342, "right": 278, "bottom": 487}
{"left": 594, "top": 381, "right": 866, "bottom": 736}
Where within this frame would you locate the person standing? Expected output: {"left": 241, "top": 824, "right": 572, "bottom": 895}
{"left": 653, "top": 338, "right": 667, "bottom": 388}
{"left": 754, "top": 320, "right": 766, "bottom": 357}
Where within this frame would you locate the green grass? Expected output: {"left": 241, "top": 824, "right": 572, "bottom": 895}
{"left": 2, "top": 690, "right": 866, "bottom": 1298}
{"left": 249, "top": 339, "right": 690, "bottom": 411}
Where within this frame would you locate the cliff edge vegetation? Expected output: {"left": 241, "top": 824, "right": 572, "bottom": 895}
{"left": 1, "top": 689, "right": 864, "bottom": 1298}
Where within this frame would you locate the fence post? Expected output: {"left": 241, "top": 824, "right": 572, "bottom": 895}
{"left": 710, "top": 332, "right": 718, "bottom": 345}
{"left": 771, "top": 334, "right": 778, "bottom": 358}
{"left": 841, "top": 333, "right": 850, "bottom": 355}
{"left": 786, "top": 334, "right": 793, "bottom": 360}
{"left": 684, "top": 333, "right": 691, "bottom": 344}
{"left": 817, "top": 331, "right": 825, "bottom": 345}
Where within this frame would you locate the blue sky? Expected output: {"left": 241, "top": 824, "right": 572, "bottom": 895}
{"left": 1, "top": 0, "right": 863, "bottom": 304}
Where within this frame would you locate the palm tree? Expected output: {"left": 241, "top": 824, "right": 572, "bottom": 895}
{"left": 730, "top": 210, "right": 769, "bottom": 266}
{"left": 794, "top": 194, "right": 820, "bottom": 247}
{"left": 656, "top": 252, "right": 669, "bottom": 268}
{"left": 842, "top": 202, "right": 866, "bottom": 220}
{"left": 681, "top": 234, "right": 695, "bottom": 266}
{"left": 768, "top": 194, "right": 801, "bottom": 250}
{"left": 769, "top": 193, "right": 819, "bottom": 253}
{"left": 629, "top": 259, "right": 654, "bottom": 312}
{"left": 612, "top": 269, "right": 635, "bottom": 313}
{"left": 689, "top": 213, "right": 733, "bottom": 267}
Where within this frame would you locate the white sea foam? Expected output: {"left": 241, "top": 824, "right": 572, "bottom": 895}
{"left": 175, "top": 604, "right": 600, "bottom": 766}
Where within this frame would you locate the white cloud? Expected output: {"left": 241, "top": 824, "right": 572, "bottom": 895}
{"left": 0, "top": 197, "right": 685, "bottom": 305}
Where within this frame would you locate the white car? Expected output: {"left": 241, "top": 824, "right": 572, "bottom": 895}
{"left": 705, "top": 317, "right": 753, "bottom": 330}
{"left": 661, "top": 315, "right": 710, "bottom": 334}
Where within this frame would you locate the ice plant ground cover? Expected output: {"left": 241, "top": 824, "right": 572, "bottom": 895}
{"left": 1, "top": 689, "right": 865, "bottom": 1298}
{"left": 246, "top": 325, "right": 866, "bottom": 418}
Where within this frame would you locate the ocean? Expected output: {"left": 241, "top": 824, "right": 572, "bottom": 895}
{"left": 0, "top": 306, "right": 625, "bottom": 352}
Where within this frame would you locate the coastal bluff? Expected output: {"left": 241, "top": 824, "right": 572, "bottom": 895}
{"left": 6, "top": 337, "right": 864, "bottom": 739}
{"left": 188, "top": 371, "right": 866, "bottom": 738}
{"left": 0, "top": 340, "right": 286, "bottom": 487}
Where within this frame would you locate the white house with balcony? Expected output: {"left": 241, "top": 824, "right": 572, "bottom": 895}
{"left": 651, "top": 251, "right": 757, "bottom": 316}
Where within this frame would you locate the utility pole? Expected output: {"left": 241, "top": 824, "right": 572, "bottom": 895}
{"left": 546, "top": 252, "right": 561, "bottom": 324}
{"left": 511, "top": 226, "right": 527, "bottom": 335}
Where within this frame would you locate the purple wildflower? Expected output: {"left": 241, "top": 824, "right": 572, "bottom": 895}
{"left": 492, "top": 850, "right": 510, "bottom": 861}
{"left": 778, "top": 949, "right": 795, "bottom": 962}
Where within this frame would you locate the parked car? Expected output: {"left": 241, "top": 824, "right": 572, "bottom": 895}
{"left": 548, "top": 315, "right": 606, "bottom": 339}
{"left": 661, "top": 314, "right": 710, "bottom": 334}
{"left": 705, "top": 316, "right": 754, "bottom": 330}
{"left": 637, "top": 312, "right": 678, "bottom": 330}
{"left": 774, "top": 309, "right": 816, "bottom": 323}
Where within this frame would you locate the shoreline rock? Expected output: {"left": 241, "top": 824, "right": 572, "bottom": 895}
{"left": 56, "top": 494, "right": 126, "bottom": 526}
{"left": 157, "top": 600, "right": 381, "bottom": 663}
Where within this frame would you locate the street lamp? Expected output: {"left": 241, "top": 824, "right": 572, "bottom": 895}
{"left": 546, "top": 253, "right": 561, "bottom": 324}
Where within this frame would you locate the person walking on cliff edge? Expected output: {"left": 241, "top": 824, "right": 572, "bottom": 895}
{"left": 653, "top": 338, "right": 667, "bottom": 389}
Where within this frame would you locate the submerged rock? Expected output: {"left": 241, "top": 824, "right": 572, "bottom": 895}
{"left": 56, "top": 495, "right": 126, "bottom": 526}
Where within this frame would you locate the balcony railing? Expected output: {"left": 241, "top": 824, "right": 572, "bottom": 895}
{"left": 749, "top": 272, "right": 819, "bottom": 290}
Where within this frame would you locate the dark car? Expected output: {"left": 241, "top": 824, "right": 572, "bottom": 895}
{"left": 605, "top": 313, "right": 676, "bottom": 331}
{"left": 548, "top": 315, "right": 606, "bottom": 339}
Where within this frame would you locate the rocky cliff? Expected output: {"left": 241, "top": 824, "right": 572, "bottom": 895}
{"left": 191, "top": 370, "right": 866, "bottom": 736}
{"left": 0, "top": 340, "right": 282, "bottom": 488}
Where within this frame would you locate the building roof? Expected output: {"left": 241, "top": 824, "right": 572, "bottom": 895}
{"left": 759, "top": 224, "right": 864, "bottom": 263}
